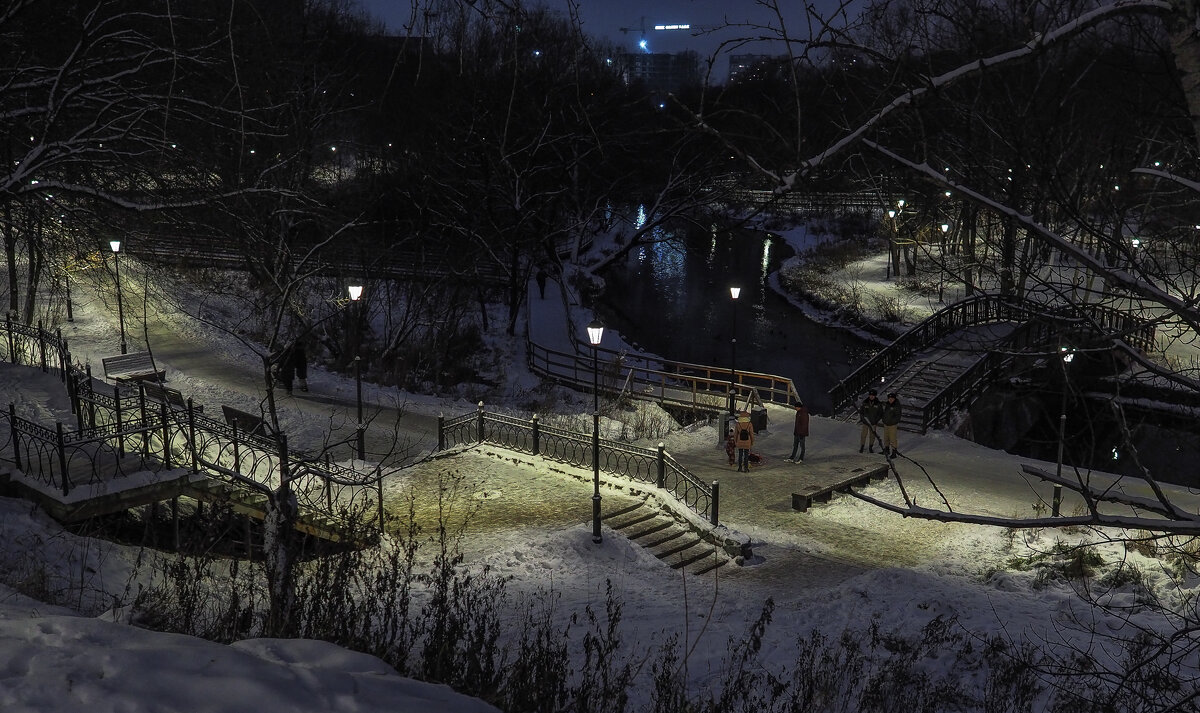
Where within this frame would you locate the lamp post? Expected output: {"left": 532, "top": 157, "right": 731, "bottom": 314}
{"left": 1053, "top": 347, "right": 1074, "bottom": 516}
{"left": 349, "top": 285, "right": 365, "bottom": 461}
{"left": 587, "top": 318, "right": 604, "bottom": 544}
{"left": 110, "top": 240, "right": 127, "bottom": 354}
{"left": 728, "top": 286, "right": 740, "bottom": 414}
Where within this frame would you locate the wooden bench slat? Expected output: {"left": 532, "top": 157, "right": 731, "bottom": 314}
{"left": 102, "top": 351, "right": 165, "bottom": 383}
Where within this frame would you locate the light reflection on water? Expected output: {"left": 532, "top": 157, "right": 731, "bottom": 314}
{"left": 598, "top": 222, "right": 868, "bottom": 414}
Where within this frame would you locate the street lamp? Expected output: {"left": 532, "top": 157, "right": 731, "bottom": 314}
{"left": 349, "top": 284, "right": 364, "bottom": 461}
{"left": 110, "top": 240, "right": 127, "bottom": 354}
{"left": 1053, "top": 346, "right": 1075, "bottom": 516}
{"left": 587, "top": 318, "right": 604, "bottom": 544}
{"left": 728, "top": 286, "right": 741, "bottom": 414}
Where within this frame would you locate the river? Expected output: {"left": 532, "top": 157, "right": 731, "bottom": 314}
{"left": 596, "top": 221, "right": 872, "bottom": 415}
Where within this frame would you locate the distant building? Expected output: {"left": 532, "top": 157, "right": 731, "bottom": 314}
{"left": 616, "top": 51, "right": 700, "bottom": 93}
{"left": 728, "top": 54, "right": 773, "bottom": 84}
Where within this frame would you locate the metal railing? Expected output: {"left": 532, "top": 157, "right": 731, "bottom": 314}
{"left": 438, "top": 404, "right": 717, "bottom": 525}
{"left": 1, "top": 318, "right": 382, "bottom": 538}
{"left": 828, "top": 294, "right": 1159, "bottom": 414}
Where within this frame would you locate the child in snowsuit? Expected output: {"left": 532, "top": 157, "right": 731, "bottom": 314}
{"left": 724, "top": 427, "right": 736, "bottom": 466}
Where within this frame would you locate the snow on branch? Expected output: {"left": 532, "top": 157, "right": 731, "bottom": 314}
{"left": 862, "top": 140, "right": 1200, "bottom": 337}
{"left": 781, "top": 0, "right": 1174, "bottom": 190}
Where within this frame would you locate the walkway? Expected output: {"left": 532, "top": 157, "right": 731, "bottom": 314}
{"left": 44, "top": 265, "right": 1168, "bottom": 598}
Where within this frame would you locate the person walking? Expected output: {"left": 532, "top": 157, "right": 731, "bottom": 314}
{"left": 859, "top": 389, "right": 882, "bottom": 453}
{"left": 881, "top": 392, "right": 903, "bottom": 458}
{"left": 291, "top": 339, "right": 308, "bottom": 392}
{"left": 275, "top": 339, "right": 308, "bottom": 396}
{"left": 724, "top": 426, "right": 736, "bottom": 466}
{"left": 734, "top": 411, "right": 755, "bottom": 472}
{"left": 535, "top": 266, "right": 548, "bottom": 299}
{"left": 786, "top": 400, "right": 809, "bottom": 463}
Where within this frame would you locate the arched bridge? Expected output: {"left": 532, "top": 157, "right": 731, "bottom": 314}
{"left": 828, "top": 294, "right": 1158, "bottom": 433}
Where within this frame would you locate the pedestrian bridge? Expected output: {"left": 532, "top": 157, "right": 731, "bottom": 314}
{"left": 828, "top": 294, "right": 1159, "bottom": 433}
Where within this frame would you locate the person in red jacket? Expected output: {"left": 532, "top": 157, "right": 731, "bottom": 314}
{"left": 786, "top": 400, "right": 810, "bottom": 463}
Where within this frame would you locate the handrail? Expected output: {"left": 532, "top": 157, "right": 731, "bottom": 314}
{"left": 527, "top": 339, "right": 800, "bottom": 416}
{"left": 438, "top": 404, "right": 718, "bottom": 525}
{"left": 1, "top": 318, "right": 381, "bottom": 536}
{"left": 828, "top": 294, "right": 1159, "bottom": 414}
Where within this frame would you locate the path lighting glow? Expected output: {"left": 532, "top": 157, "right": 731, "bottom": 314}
{"left": 940, "top": 224, "right": 950, "bottom": 233}
{"left": 887, "top": 210, "right": 896, "bottom": 219}
{"left": 587, "top": 319, "right": 605, "bottom": 544}
{"left": 348, "top": 284, "right": 363, "bottom": 301}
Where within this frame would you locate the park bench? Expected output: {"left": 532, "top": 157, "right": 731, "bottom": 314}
{"left": 791, "top": 464, "right": 890, "bottom": 512}
{"left": 141, "top": 381, "right": 202, "bottom": 413}
{"left": 221, "top": 404, "right": 274, "bottom": 439}
{"left": 102, "top": 351, "right": 165, "bottom": 384}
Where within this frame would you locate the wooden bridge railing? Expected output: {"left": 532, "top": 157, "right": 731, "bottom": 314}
{"left": 439, "top": 404, "right": 717, "bottom": 525}
{"left": 526, "top": 339, "right": 800, "bottom": 418}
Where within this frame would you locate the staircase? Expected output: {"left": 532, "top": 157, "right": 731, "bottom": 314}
{"left": 603, "top": 502, "right": 730, "bottom": 576}
{"left": 836, "top": 349, "right": 976, "bottom": 433}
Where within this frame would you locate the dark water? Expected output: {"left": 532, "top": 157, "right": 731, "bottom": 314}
{"left": 596, "top": 223, "right": 871, "bottom": 415}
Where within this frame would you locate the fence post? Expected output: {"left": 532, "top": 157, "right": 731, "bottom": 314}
{"left": 59, "top": 333, "right": 68, "bottom": 382}
{"left": 187, "top": 400, "right": 198, "bottom": 473}
{"left": 656, "top": 443, "right": 666, "bottom": 489}
{"left": 37, "top": 320, "right": 47, "bottom": 372}
{"left": 114, "top": 387, "right": 124, "bottom": 458}
{"left": 85, "top": 365, "right": 95, "bottom": 428}
{"left": 160, "top": 401, "right": 171, "bottom": 469}
{"left": 531, "top": 414, "right": 540, "bottom": 455}
{"left": 476, "top": 401, "right": 485, "bottom": 444}
{"left": 231, "top": 420, "right": 241, "bottom": 474}
{"left": 57, "top": 422, "right": 69, "bottom": 497}
{"left": 710, "top": 481, "right": 719, "bottom": 526}
{"left": 9, "top": 404, "right": 21, "bottom": 471}
{"left": 5, "top": 314, "right": 14, "bottom": 364}
{"left": 437, "top": 414, "right": 445, "bottom": 450}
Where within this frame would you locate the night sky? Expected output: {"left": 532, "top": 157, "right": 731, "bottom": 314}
{"left": 356, "top": 0, "right": 834, "bottom": 57}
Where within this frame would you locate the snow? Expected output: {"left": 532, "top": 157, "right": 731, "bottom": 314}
{"left": 2, "top": 223, "right": 1199, "bottom": 710}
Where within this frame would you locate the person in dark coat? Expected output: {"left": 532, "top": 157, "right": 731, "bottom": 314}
{"left": 276, "top": 339, "right": 308, "bottom": 395}
{"left": 881, "top": 392, "right": 903, "bottom": 458}
{"left": 733, "top": 411, "right": 755, "bottom": 472}
{"left": 535, "top": 267, "right": 548, "bottom": 299}
{"left": 859, "top": 389, "right": 882, "bottom": 453}
{"left": 786, "top": 400, "right": 810, "bottom": 463}
{"left": 292, "top": 340, "right": 308, "bottom": 392}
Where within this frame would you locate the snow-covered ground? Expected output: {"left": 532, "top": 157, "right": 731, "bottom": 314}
{"left": 2, "top": 223, "right": 1199, "bottom": 710}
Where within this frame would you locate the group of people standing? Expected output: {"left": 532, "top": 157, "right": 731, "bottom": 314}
{"left": 724, "top": 389, "right": 903, "bottom": 470}
{"left": 858, "top": 388, "right": 902, "bottom": 458}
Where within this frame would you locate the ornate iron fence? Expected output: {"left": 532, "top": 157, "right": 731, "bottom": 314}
{"left": 438, "top": 403, "right": 717, "bottom": 524}
{"left": 0, "top": 318, "right": 382, "bottom": 536}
